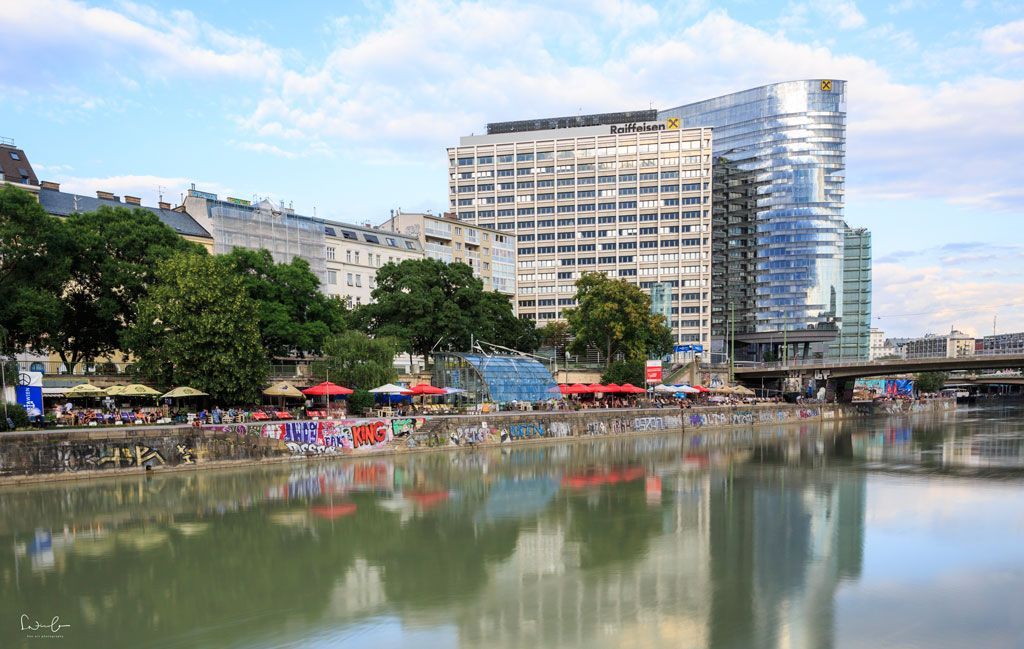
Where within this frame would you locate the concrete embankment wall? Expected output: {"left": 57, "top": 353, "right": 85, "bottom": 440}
{"left": 0, "top": 399, "right": 955, "bottom": 482}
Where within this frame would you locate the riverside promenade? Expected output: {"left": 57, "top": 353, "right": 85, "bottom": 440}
{"left": 0, "top": 399, "right": 955, "bottom": 483}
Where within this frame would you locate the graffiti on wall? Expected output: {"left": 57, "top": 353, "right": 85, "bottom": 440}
{"left": 247, "top": 419, "right": 396, "bottom": 454}
{"left": 54, "top": 443, "right": 168, "bottom": 472}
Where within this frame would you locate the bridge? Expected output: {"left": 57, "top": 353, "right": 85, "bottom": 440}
{"left": 731, "top": 353, "right": 1024, "bottom": 381}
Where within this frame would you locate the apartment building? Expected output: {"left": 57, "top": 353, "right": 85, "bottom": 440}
{"left": 381, "top": 210, "right": 515, "bottom": 295}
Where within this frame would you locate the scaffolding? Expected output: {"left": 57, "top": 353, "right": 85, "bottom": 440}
{"left": 210, "top": 200, "right": 326, "bottom": 282}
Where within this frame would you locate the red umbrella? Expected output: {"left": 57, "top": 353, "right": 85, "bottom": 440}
{"left": 558, "top": 384, "right": 570, "bottom": 395}
{"left": 565, "top": 383, "right": 592, "bottom": 394}
{"left": 302, "top": 381, "right": 354, "bottom": 396}
{"left": 692, "top": 385, "right": 710, "bottom": 393}
{"left": 601, "top": 383, "right": 623, "bottom": 393}
{"left": 408, "top": 383, "right": 446, "bottom": 396}
{"left": 586, "top": 383, "right": 605, "bottom": 394}
{"left": 620, "top": 383, "right": 647, "bottom": 394}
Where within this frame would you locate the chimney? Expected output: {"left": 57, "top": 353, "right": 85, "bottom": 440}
{"left": 96, "top": 190, "right": 117, "bottom": 201}
{"left": 124, "top": 195, "right": 142, "bottom": 206}
{"left": 40, "top": 180, "right": 60, "bottom": 191}
{"left": 158, "top": 201, "right": 171, "bottom": 210}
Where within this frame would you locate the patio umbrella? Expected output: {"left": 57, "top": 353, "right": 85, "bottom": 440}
{"left": 733, "top": 385, "right": 756, "bottom": 396}
{"left": 678, "top": 385, "right": 701, "bottom": 394}
{"left": 443, "top": 387, "right": 466, "bottom": 394}
{"left": 653, "top": 384, "right": 678, "bottom": 393}
{"left": 264, "top": 381, "right": 305, "bottom": 398}
{"left": 408, "top": 383, "right": 446, "bottom": 396}
{"left": 65, "top": 383, "right": 107, "bottom": 397}
{"left": 691, "top": 385, "right": 710, "bottom": 393}
{"left": 105, "top": 384, "right": 127, "bottom": 396}
{"left": 369, "top": 383, "right": 412, "bottom": 394}
{"left": 601, "top": 383, "right": 623, "bottom": 393}
{"left": 301, "top": 381, "right": 353, "bottom": 416}
{"left": 564, "top": 383, "right": 592, "bottom": 395}
{"left": 160, "top": 386, "right": 208, "bottom": 399}
{"left": 620, "top": 383, "right": 647, "bottom": 394}
{"left": 120, "top": 384, "right": 160, "bottom": 397}
{"left": 586, "top": 383, "right": 605, "bottom": 394}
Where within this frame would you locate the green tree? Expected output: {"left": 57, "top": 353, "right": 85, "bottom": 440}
{"left": 477, "top": 292, "right": 540, "bottom": 352}
{"left": 360, "top": 259, "right": 527, "bottom": 359}
{"left": 124, "top": 253, "right": 268, "bottom": 404}
{"left": 39, "top": 205, "right": 197, "bottom": 373}
{"left": 221, "top": 248, "right": 347, "bottom": 357}
{"left": 312, "top": 331, "right": 398, "bottom": 389}
{"left": 539, "top": 321, "right": 571, "bottom": 351}
{"left": 915, "top": 371, "right": 948, "bottom": 393}
{"left": 565, "top": 273, "right": 673, "bottom": 366}
{"left": 1, "top": 402, "right": 28, "bottom": 431}
{"left": 0, "top": 186, "right": 68, "bottom": 354}
{"left": 601, "top": 359, "right": 645, "bottom": 386}
{"left": 346, "top": 389, "right": 374, "bottom": 417}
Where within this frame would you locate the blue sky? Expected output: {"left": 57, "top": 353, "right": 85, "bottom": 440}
{"left": 1, "top": 0, "right": 1022, "bottom": 338}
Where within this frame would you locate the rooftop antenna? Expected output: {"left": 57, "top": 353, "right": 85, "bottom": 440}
{"left": 157, "top": 185, "right": 165, "bottom": 203}
{"left": 993, "top": 314, "right": 997, "bottom": 336}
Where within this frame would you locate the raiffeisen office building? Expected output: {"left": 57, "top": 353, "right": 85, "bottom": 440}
{"left": 448, "top": 112, "right": 715, "bottom": 356}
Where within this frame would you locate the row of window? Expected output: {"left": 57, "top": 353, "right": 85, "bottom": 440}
{"left": 517, "top": 226, "right": 701, "bottom": 241}
{"left": 454, "top": 158, "right": 705, "bottom": 180}
{"left": 453, "top": 143, "right": 706, "bottom": 166}
{"left": 456, "top": 177, "right": 705, "bottom": 191}
{"left": 456, "top": 198, "right": 707, "bottom": 210}
{"left": 517, "top": 252, "right": 704, "bottom": 267}
{"left": 516, "top": 240, "right": 704, "bottom": 256}
{"left": 452, "top": 159, "right": 708, "bottom": 178}
{"left": 326, "top": 270, "right": 377, "bottom": 290}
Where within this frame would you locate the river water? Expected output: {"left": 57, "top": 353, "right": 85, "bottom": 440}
{"left": 2, "top": 403, "right": 1023, "bottom": 649}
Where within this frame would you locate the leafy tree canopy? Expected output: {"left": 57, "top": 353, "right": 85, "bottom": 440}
{"left": 0, "top": 186, "right": 68, "bottom": 354}
{"left": 124, "top": 253, "right": 268, "bottom": 404}
{"left": 312, "top": 330, "right": 399, "bottom": 390}
{"left": 539, "top": 321, "right": 571, "bottom": 350}
{"left": 360, "top": 259, "right": 534, "bottom": 358}
{"left": 565, "top": 273, "right": 673, "bottom": 366}
{"left": 20, "top": 203, "right": 198, "bottom": 372}
{"left": 221, "top": 248, "right": 347, "bottom": 358}
{"left": 601, "top": 359, "right": 645, "bottom": 386}
{"left": 915, "top": 371, "right": 948, "bottom": 393}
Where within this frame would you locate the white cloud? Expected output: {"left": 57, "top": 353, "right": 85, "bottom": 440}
{"left": 0, "top": 0, "right": 282, "bottom": 89}
{"left": 981, "top": 19, "right": 1024, "bottom": 55}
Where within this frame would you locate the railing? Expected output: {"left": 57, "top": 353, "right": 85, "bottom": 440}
{"left": 736, "top": 349, "right": 1024, "bottom": 371}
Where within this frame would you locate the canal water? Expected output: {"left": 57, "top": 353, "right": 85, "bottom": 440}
{"left": 2, "top": 403, "right": 1023, "bottom": 649}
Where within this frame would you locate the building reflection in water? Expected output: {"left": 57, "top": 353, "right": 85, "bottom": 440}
{"left": 0, "top": 432, "right": 870, "bottom": 649}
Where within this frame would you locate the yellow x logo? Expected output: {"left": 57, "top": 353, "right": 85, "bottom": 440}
{"left": 666, "top": 117, "right": 680, "bottom": 129}
{"left": 820, "top": 79, "right": 833, "bottom": 91}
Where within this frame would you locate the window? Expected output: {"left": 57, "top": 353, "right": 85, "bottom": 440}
{"left": 537, "top": 179, "right": 555, "bottom": 187}
{"left": 327, "top": 247, "right": 336, "bottom": 260}
{"left": 9, "top": 151, "right": 20, "bottom": 160}
{"left": 406, "top": 241, "right": 416, "bottom": 249}
{"left": 497, "top": 169, "right": 514, "bottom": 177}
{"left": 478, "top": 155, "right": 494, "bottom": 164}
{"left": 327, "top": 270, "right": 337, "bottom": 284}
{"left": 342, "top": 230, "right": 358, "bottom": 240}
{"left": 517, "top": 180, "right": 534, "bottom": 189}
{"left": 386, "top": 237, "right": 397, "bottom": 246}
{"left": 498, "top": 154, "right": 514, "bottom": 163}
{"left": 458, "top": 157, "right": 474, "bottom": 166}
{"left": 346, "top": 250, "right": 352, "bottom": 262}
{"left": 516, "top": 152, "right": 534, "bottom": 162}
{"left": 347, "top": 273, "right": 354, "bottom": 286}
{"left": 363, "top": 234, "right": 380, "bottom": 244}
{"left": 355, "top": 274, "right": 362, "bottom": 287}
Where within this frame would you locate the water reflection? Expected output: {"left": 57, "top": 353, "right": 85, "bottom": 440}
{"left": 0, "top": 406, "right": 1022, "bottom": 649}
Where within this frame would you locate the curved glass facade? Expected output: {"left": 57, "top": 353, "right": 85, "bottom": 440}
{"left": 661, "top": 80, "right": 848, "bottom": 347}
{"left": 432, "top": 353, "right": 561, "bottom": 403}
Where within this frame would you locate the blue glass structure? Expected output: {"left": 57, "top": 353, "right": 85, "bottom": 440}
{"left": 432, "top": 353, "right": 561, "bottom": 403}
{"left": 662, "top": 80, "right": 859, "bottom": 360}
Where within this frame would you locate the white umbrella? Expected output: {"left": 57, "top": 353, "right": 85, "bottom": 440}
{"left": 443, "top": 387, "right": 466, "bottom": 394}
{"left": 678, "top": 385, "right": 701, "bottom": 394}
{"left": 654, "top": 384, "right": 677, "bottom": 393}
{"left": 368, "top": 383, "right": 411, "bottom": 394}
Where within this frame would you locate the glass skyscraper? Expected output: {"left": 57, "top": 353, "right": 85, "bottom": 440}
{"left": 662, "top": 80, "right": 865, "bottom": 361}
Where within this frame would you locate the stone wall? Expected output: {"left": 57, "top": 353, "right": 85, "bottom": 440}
{"left": 0, "top": 400, "right": 954, "bottom": 479}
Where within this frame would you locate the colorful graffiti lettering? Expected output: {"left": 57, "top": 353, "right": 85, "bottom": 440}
{"left": 506, "top": 423, "right": 545, "bottom": 440}
{"left": 176, "top": 444, "right": 195, "bottom": 464}
{"left": 391, "top": 418, "right": 425, "bottom": 437}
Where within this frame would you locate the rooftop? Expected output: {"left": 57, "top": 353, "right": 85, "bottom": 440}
{"left": 39, "top": 188, "right": 212, "bottom": 239}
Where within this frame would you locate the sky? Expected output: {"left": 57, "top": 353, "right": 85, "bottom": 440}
{"left": 1, "top": 0, "right": 1022, "bottom": 339}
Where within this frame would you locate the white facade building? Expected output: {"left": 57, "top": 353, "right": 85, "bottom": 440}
{"left": 868, "top": 328, "right": 886, "bottom": 360}
{"left": 322, "top": 222, "right": 423, "bottom": 307}
{"left": 448, "top": 112, "right": 713, "bottom": 346}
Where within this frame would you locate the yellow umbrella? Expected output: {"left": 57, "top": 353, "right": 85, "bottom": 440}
{"left": 120, "top": 384, "right": 161, "bottom": 397}
{"left": 160, "top": 386, "right": 208, "bottom": 399}
{"left": 106, "top": 384, "right": 127, "bottom": 396}
{"left": 263, "top": 381, "right": 304, "bottom": 398}
{"left": 733, "top": 385, "right": 755, "bottom": 396}
{"left": 65, "top": 383, "right": 107, "bottom": 397}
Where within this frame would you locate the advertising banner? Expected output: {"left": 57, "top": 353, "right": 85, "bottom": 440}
{"left": 645, "top": 360, "right": 663, "bottom": 384}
